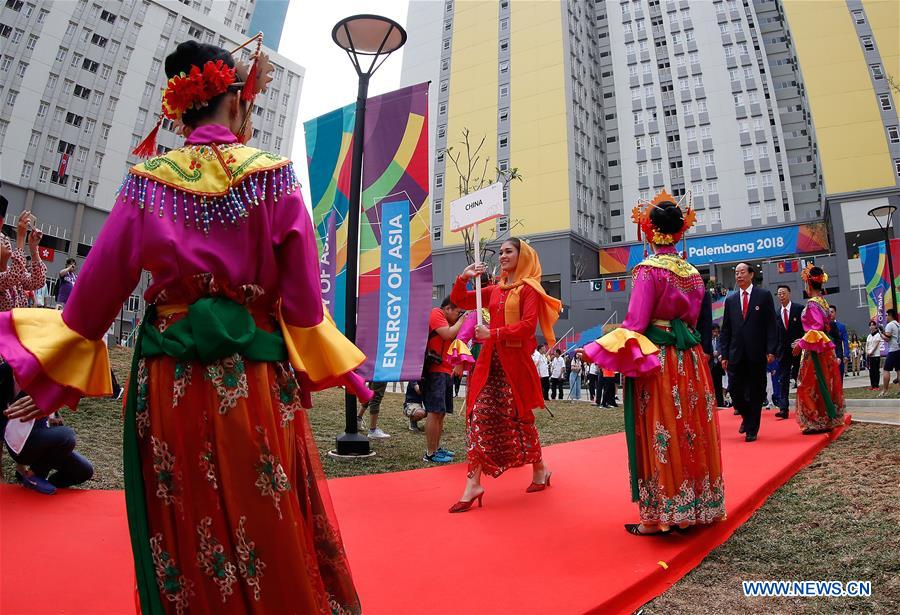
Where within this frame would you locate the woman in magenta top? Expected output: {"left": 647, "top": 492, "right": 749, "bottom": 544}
{"left": 792, "top": 266, "right": 845, "bottom": 433}
{"left": 0, "top": 41, "right": 367, "bottom": 614}
{"left": 582, "top": 192, "right": 725, "bottom": 536}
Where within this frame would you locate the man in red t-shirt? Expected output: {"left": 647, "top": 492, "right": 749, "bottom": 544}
{"left": 423, "top": 297, "right": 464, "bottom": 463}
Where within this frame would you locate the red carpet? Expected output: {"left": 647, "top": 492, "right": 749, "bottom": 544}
{"left": 0, "top": 411, "right": 848, "bottom": 615}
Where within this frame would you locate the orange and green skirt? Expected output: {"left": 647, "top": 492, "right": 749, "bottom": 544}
{"left": 125, "top": 299, "right": 360, "bottom": 614}
{"left": 796, "top": 349, "right": 845, "bottom": 432}
{"left": 625, "top": 322, "right": 726, "bottom": 527}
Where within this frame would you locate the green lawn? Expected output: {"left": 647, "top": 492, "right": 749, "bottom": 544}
{"left": 842, "top": 386, "right": 900, "bottom": 400}
{"left": 3, "top": 346, "right": 897, "bottom": 613}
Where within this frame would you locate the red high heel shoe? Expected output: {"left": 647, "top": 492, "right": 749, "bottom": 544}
{"left": 448, "top": 492, "right": 484, "bottom": 513}
{"left": 526, "top": 471, "right": 552, "bottom": 493}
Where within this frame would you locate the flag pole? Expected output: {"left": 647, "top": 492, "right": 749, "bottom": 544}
{"left": 473, "top": 223, "right": 483, "bottom": 327}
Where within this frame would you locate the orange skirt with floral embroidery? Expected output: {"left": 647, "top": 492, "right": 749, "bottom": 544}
{"left": 630, "top": 343, "right": 726, "bottom": 527}
{"left": 795, "top": 349, "right": 845, "bottom": 431}
{"left": 133, "top": 350, "right": 360, "bottom": 615}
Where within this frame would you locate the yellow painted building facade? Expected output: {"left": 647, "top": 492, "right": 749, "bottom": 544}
{"left": 783, "top": 0, "right": 896, "bottom": 194}
{"left": 442, "top": 0, "right": 572, "bottom": 246}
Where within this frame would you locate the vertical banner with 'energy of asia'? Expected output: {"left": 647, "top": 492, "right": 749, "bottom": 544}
{"left": 305, "top": 82, "right": 432, "bottom": 381}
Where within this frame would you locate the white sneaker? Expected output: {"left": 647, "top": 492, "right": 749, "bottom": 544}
{"left": 368, "top": 427, "right": 391, "bottom": 439}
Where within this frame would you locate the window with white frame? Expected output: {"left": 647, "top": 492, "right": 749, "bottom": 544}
{"left": 888, "top": 125, "right": 900, "bottom": 144}
{"left": 39, "top": 166, "right": 49, "bottom": 182}
{"left": 879, "top": 94, "right": 892, "bottom": 110}
{"left": 21, "top": 160, "right": 32, "bottom": 179}
{"left": 746, "top": 175, "right": 757, "bottom": 189}
{"left": 870, "top": 64, "right": 884, "bottom": 79}
{"left": 708, "top": 180, "right": 718, "bottom": 194}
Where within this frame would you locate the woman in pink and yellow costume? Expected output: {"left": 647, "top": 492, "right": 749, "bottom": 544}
{"left": 0, "top": 40, "right": 368, "bottom": 614}
{"left": 582, "top": 191, "right": 725, "bottom": 536}
{"left": 792, "top": 265, "right": 845, "bottom": 434}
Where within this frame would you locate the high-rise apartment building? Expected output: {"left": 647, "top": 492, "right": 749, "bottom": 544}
{"left": 0, "top": 0, "right": 303, "bottom": 244}
{"left": 402, "top": 0, "right": 606, "bottom": 313}
{"left": 403, "top": 0, "right": 899, "bottom": 333}
{"left": 0, "top": 0, "right": 304, "bottom": 336}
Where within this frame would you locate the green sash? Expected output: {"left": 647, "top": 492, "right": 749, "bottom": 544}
{"left": 622, "top": 319, "right": 701, "bottom": 502}
{"left": 810, "top": 352, "right": 838, "bottom": 421}
{"left": 124, "top": 298, "right": 286, "bottom": 614}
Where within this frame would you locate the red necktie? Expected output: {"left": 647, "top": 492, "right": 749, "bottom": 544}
{"left": 783, "top": 307, "right": 789, "bottom": 330}
{"left": 742, "top": 291, "right": 749, "bottom": 319}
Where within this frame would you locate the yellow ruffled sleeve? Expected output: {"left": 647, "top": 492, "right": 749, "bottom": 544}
{"left": 278, "top": 308, "right": 371, "bottom": 400}
{"left": 0, "top": 308, "right": 112, "bottom": 412}
{"left": 582, "top": 328, "right": 661, "bottom": 377}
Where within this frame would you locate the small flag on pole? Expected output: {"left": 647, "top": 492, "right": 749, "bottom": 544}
{"left": 777, "top": 260, "right": 799, "bottom": 274}
{"left": 605, "top": 279, "right": 626, "bottom": 292}
{"left": 38, "top": 246, "right": 55, "bottom": 262}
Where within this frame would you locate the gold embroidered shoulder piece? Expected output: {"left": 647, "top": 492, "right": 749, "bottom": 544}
{"left": 118, "top": 143, "right": 299, "bottom": 235}
{"left": 635, "top": 253, "right": 700, "bottom": 279}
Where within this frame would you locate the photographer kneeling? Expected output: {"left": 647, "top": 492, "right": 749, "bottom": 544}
{"left": 1, "top": 362, "right": 93, "bottom": 495}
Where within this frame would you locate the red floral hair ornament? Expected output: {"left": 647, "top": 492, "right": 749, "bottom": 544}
{"left": 801, "top": 263, "right": 828, "bottom": 285}
{"left": 631, "top": 189, "right": 696, "bottom": 248}
{"left": 133, "top": 33, "right": 273, "bottom": 158}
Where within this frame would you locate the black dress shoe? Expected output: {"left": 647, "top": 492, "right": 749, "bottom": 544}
{"left": 774, "top": 411, "right": 788, "bottom": 419}
{"left": 745, "top": 434, "right": 757, "bottom": 442}
{"left": 738, "top": 421, "right": 746, "bottom": 434}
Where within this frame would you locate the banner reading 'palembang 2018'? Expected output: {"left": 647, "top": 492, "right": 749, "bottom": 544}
{"left": 304, "top": 82, "right": 432, "bottom": 382}
{"left": 860, "top": 239, "right": 900, "bottom": 326}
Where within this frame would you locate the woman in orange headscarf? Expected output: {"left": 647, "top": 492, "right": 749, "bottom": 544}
{"left": 448, "top": 238, "right": 561, "bottom": 512}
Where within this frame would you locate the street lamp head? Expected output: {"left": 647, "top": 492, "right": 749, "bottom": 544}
{"left": 332, "top": 14, "right": 407, "bottom": 76}
{"left": 867, "top": 204, "right": 897, "bottom": 230}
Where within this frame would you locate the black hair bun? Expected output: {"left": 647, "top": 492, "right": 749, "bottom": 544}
{"left": 809, "top": 266, "right": 824, "bottom": 277}
{"left": 163, "top": 41, "right": 236, "bottom": 127}
{"left": 164, "top": 40, "right": 234, "bottom": 80}
{"left": 649, "top": 200, "right": 684, "bottom": 235}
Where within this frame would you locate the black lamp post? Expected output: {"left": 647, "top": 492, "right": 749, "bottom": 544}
{"left": 868, "top": 204, "right": 897, "bottom": 319}
{"left": 331, "top": 15, "right": 407, "bottom": 456}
